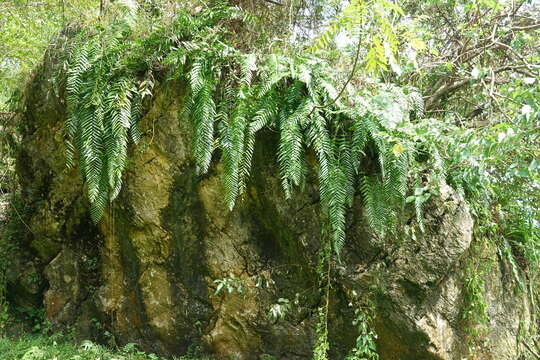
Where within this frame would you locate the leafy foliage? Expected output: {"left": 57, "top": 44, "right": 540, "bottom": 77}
{"left": 313, "top": 306, "right": 330, "bottom": 360}
{"left": 0, "top": 0, "right": 102, "bottom": 106}
{"left": 0, "top": 333, "right": 207, "bottom": 360}
{"left": 346, "top": 309, "right": 379, "bottom": 360}
{"left": 6, "top": 0, "right": 539, "bottom": 357}
{"left": 311, "top": 0, "right": 410, "bottom": 75}
{"left": 64, "top": 6, "right": 425, "bottom": 257}
{"left": 64, "top": 33, "right": 147, "bottom": 222}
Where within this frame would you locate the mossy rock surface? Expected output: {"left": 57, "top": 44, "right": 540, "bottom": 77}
{"left": 6, "top": 41, "right": 531, "bottom": 360}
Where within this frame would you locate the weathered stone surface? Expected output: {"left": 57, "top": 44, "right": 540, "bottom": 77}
{"left": 1, "top": 193, "right": 46, "bottom": 322}
{"left": 43, "top": 249, "right": 81, "bottom": 323}
{"left": 8, "top": 46, "right": 531, "bottom": 359}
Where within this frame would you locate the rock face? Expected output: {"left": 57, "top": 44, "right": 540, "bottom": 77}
{"left": 9, "top": 48, "right": 530, "bottom": 359}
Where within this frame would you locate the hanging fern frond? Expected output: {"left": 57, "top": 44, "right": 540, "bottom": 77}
{"left": 221, "top": 105, "right": 249, "bottom": 210}
{"left": 278, "top": 96, "right": 312, "bottom": 197}
{"left": 186, "top": 57, "right": 217, "bottom": 174}
{"left": 351, "top": 114, "right": 369, "bottom": 170}
{"left": 385, "top": 152, "right": 409, "bottom": 200}
{"left": 325, "top": 159, "right": 349, "bottom": 256}
{"left": 129, "top": 91, "right": 144, "bottom": 144}
{"left": 63, "top": 6, "right": 431, "bottom": 257}
{"left": 360, "top": 175, "right": 390, "bottom": 238}
{"left": 64, "top": 32, "right": 148, "bottom": 223}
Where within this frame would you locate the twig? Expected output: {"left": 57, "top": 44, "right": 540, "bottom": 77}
{"left": 494, "top": 41, "right": 537, "bottom": 73}
{"left": 522, "top": 340, "right": 540, "bottom": 360}
{"left": 307, "top": 34, "right": 362, "bottom": 117}
{"left": 512, "top": 23, "right": 540, "bottom": 31}
{"left": 480, "top": 76, "right": 511, "bottom": 121}
{"left": 262, "top": 0, "right": 283, "bottom": 5}
{"left": 426, "top": 64, "right": 533, "bottom": 111}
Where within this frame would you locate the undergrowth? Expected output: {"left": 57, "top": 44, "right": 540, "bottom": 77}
{"left": 0, "top": 333, "right": 207, "bottom": 360}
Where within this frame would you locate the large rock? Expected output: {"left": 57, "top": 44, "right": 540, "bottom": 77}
{"left": 10, "top": 45, "right": 531, "bottom": 359}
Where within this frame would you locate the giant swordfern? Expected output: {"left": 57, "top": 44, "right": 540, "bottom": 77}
{"left": 64, "top": 7, "right": 425, "bottom": 258}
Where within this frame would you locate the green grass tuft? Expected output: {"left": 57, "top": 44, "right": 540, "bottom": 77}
{"left": 0, "top": 334, "right": 208, "bottom": 360}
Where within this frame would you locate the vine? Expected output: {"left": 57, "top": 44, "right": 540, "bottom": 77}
{"left": 313, "top": 233, "right": 332, "bottom": 360}
{"left": 461, "top": 255, "right": 490, "bottom": 355}
{"left": 460, "top": 205, "right": 495, "bottom": 356}
{"left": 346, "top": 307, "right": 379, "bottom": 360}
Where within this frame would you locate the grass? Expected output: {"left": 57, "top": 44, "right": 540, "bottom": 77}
{"left": 0, "top": 333, "right": 207, "bottom": 360}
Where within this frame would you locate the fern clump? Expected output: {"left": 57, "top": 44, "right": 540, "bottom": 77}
{"left": 65, "top": 35, "right": 146, "bottom": 222}
{"left": 64, "top": 5, "right": 425, "bottom": 256}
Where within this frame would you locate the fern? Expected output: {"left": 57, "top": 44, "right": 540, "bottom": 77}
{"left": 221, "top": 102, "right": 249, "bottom": 209}
{"left": 405, "top": 86, "right": 425, "bottom": 119}
{"left": 325, "top": 160, "right": 349, "bottom": 256}
{"left": 64, "top": 31, "right": 148, "bottom": 223}
{"left": 63, "top": 6, "right": 426, "bottom": 258}
{"left": 278, "top": 96, "right": 311, "bottom": 197}
{"left": 187, "top": 57, "right": 218, "bottom": 174}
{"left": 360, "top": 176, "right": 389, "bottom": 237}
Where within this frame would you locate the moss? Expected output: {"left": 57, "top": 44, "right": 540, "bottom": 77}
{"left": 0, "top": 193, "right": 45, "bottom": 334}
{"left": 161, "top": 166, "right": 213, "bottom": 352}
{"left": 110, "top": 205, "right": 155, "bottom": 348}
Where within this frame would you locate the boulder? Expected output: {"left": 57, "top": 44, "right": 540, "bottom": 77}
{"left": 9, "top": 45, "right": 531, "bottom": 359}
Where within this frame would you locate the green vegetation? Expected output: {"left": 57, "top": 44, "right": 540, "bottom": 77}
{"left": 61, "top": 3, "right": 423, "bottom": 257}
{"left": 0, "top": 0, "right": 102, "bottom": 107}
{"left": 0, "top": 334, "right": 206, "bottom": 360}
{"left": 1, "top": 0, "right": 539, "bottom": 358}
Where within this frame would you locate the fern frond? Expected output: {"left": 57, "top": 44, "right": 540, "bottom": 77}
{"left": 129, "top": 92, "right": 143, "bottom": 144}
{"left": 351, "top": 114, "right": 369, "bottom": 170}
{"left": 326, "top": 160, "right": 348, "bottom": 256}
{"left": 360, "top": 176, "right": 388, "bottom": 238}
{"left": 278, "top": 97, "right": 311, "bottom": 196}
{"left": 239, "top": 53, "right": 257, "bottom": 88}
{"left": 307, "top": 109, "right": 351, "bottom": 257}
{"left": 221, "top": 106, "right": 248, "bottom": 210}
{"left": 405, "top": 86, "right": 424, "bottom": 119}
{"left": 188, "top": 61, "right": 217, "bottom": 174}
{"left": 189, "top": 58, "right": 206, "bottom": 94}
{"left": 384, "top": 150, "right": 409, "bottom": 200}
{"left": 337, "top": 135, "right": 356, "bottom": 207}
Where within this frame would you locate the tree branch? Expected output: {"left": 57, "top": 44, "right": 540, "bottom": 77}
{"left": 512, "top": 23, "right": 540, "bottom": 31}
{"left": 425, "top": 65, "right": 532, "bottom": 111}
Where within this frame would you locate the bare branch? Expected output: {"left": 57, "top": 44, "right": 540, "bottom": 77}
{"left": 261, "top": 0, "right": 283, "bottom": 5}
{"left": 425, "top": 65, "right": 532, "bottom": 111}
{"left": 512, "top": 23, "right": 540, "bottom": 31}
